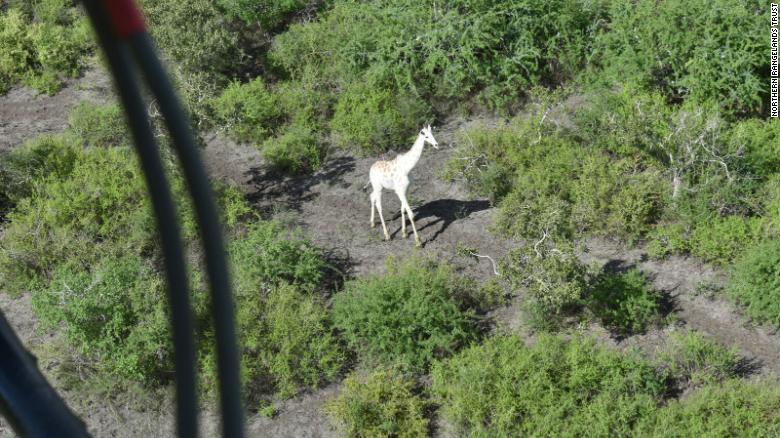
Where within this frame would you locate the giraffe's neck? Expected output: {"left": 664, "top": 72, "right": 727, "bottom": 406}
{"left": 397, "top": 134, "right": 425, "bottom": 175}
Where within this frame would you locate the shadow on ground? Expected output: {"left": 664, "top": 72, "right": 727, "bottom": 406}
{"left": 389, "top": 199, "right": 491, "bottom": 244}
{"left": 246, "top": 156, "right": 355, "bottom": 216}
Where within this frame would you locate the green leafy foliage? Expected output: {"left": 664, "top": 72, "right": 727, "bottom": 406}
{"left": 591, "top": 0, "right": 767, "bottom": 117}
{"left": 330, "top": 80, "right": 431, "bottom": 154}
{"left": 637, "top": 380, "right": 780, "bottom": 437}
{"left": 503, "top": 240, "right": 590, "bottom": 324}
{"left": 432, "top": 335, "right": 667, "bottom": 437}
{"left": 727, "top": 239, "right": 780, "bottom": 327}
{"left": 0, "top": 5, "right": 93, "bottom": 94}
{"left": 68, "top": 102, "right": 129, "bottom": 148}
{"left": 140, "top": 0, "right": 242, "bottom": 82}
{"left": 332, "top": 257, "right": 479, "bottom": 370}
{"left": 657, "top": 331, "right": 741, "bottom": 388}
{"left": 33, "top": 255, "right": 170, "bottom": 382}
{"left": 0, "top": 103, "right": 343, "bottom": 398}
{"left": 586, "top": 269, "right": 662, "bottom": 335}
{"left": 217, "top": 0, "right": 309, "bottom": 30}
{"left": 0, "top": 134, "right": 81, "bottom": 214}
{"left": 261, "top": 125, "right": 323, "bottom": 174}
{"left": 208, "top": 282, "right": 345, "bottom": 399}
{"left": 212, "top": 77, "right": 283, "bottom": 144}
{"left": 325, "top": 368, "right": 429, "bottom": 438}
{"left": 271, "top": 0, "right": 607, "bottom": 109}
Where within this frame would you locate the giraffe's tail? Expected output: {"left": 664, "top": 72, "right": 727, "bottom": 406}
{"left": 362, "top": 181, "right": 370, "bottom": 191}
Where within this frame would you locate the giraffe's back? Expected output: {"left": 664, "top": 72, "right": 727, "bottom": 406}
{"left": 369, "top": 159, "right": 398, "bottom": 190}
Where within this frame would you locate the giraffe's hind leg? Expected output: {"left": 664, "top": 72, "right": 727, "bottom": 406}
{"left": 372, "top": 190, "right": 390, "bottom": 240}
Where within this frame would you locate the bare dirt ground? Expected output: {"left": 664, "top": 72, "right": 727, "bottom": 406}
{"left": 2, "top": 69, "right": 780, "bottom": 437}
{"left": 0, "top": 64, "right": 112, "bottom": 152}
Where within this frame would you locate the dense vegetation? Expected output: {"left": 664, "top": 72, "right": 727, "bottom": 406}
{"left": 0, "top": 0, "right": 93, "bottom": 94}
{"left": 0, "top": 104, "right": 344, "bottom": 404}
{"left": 2, "top": 0, "right": 779, "bottom": 435}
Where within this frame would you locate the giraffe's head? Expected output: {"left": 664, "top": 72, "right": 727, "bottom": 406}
{"left": 419, "top": 125, "right": 438, "bottom": 149}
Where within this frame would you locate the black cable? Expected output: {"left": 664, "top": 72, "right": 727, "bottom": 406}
{"left": 127, "top": 33, "right": 245, "bottom": 438}
{"left": 0, "top": 312, "right": 89, "bottom": 437}
{"left": 79, "top": 2, "right": 199, "bottom": 436}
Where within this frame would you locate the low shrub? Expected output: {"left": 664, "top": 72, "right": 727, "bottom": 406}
{"left": 688, "top": 216, "right": 765, "bottom": 265}
{"left": 325, "top": 368, "right": 429, "bottom": 438}
{"left": 0, "top": 6, "right": 93, "bottom": 94}
{"left": 0, "top": 107, "right": 343, "bottom": 399}
{"left": 331, "top": 257, "right": 479, "bottom": 371}
{"left": 0, "top": 145, "right": 151, "bottom": 296}
{"left": 211, "top": 77, "right": 283, "bottom": 144}
{"left": 208, "top": 282, "right": 345, "bottom": 399}
{"left": 68, "top": 102, "right": 129, "bottom": 148}
{"left": 658, "top": 330, "right": 740, "bottom": 388}
{"left": 330, "top": 80, "right": 431, "bottom": 154}
{"left": 217, "top": 0, "right": 309, "bottom": 30}
{"left": 270, "top": 0, "right": 607, "bottom": 109}
{"left": 0, "top": 134, "right": 81, "bottom": 213}
{"left": 502, "top": 240, "right": 590, "bottom": 322}
{"left": 140, "top": 0, "right": 242, "bottom": 83}
{"left": 726, "top": 239, "right": 780, "bottom": 327}
{"left": 591, "top": 0, "right": 766, "bottom": 117}
{"left": 32, "top": 254, "right": 171, "bottom": 382}
{"left": 261, "top": 125, "right": 323, "bottom": 174}
{"left": 586, "top": 269, "right": 662, "bottom": 335}
{"left": 431, "top": 334, "right": 667, "bottom": 437}
{"left": 637, "top": 380, "right": 780, "bottom": 437}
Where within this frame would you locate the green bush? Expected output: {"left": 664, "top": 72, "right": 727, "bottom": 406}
{"left": 637, "top": 380, "right": 780, "bottom": 437}
{"left": 688, "top": 216, "right": 766, "bottom": 265}
{"left": 33, "top": 254, "right": 171, "bottom": 382}
{"left": 140, "top": 0, "right": 242, "bottom": 82}
{"left": 431, "top": 334, "right": 667, "bottom": 437}
{"left": 211, "top": 77, "right": 283, "bottom": 144}
{"left": 325, "top": 368, "right": 429, "bottom": 438}
{"left": 68, "top": 102, "right": 129, "bottom": 148}
{"left": 0, "top": 5, "right": 92, "bottom": 94}
{"left": 586, "top": 269, "right": 662, "bottom": 335}
{"left": 726, "top": 239, "right": 780, "bottom": 327}
{"left": 229, "top": 220, "right": 326, "bottom": 294}
{"left": 503, "top": 240, "right": 590, "bottom": 322}
{"left": 447, "top": 111, "right": 664, "bottom": 243}
{"left": 0, "top": 145, "right": 152, "bottom": 295}
{"left": 0, "top": 107, "right": 342, "bottom": 399}
{"left": 591, "top": 0, "right": 766, "bottom": 117}
{"left": 261, "top": 125, "right": 323, "bottom": 174}
{"left": 657, "top": 331, "right": 740, "bottom": 388}
{"left": 330, "top": 80, "right": 431, "bottom": 154}
{"left": 271, "top": 0, "right": 607, "bottom": 109}
{"left": 208, "top": 220, "right": 344, "bottom": 398}
{"left": 0, "top": 134, "right": 81, "bottom": 213}
{"left": 331, "top": 257, "right": 479, "bottom": 370}
{"left": 217, "top": 0, "right": 308, "bottom": 30}
{"left": 209, "top": 283, "right": 344, "bottom": 399}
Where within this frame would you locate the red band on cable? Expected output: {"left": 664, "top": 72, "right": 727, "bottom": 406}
{"left": 103, "top": 0, "right": 146, "bottom": 38}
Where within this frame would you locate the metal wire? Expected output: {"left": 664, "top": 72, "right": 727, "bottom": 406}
{"left": 127, "top": 32, "right": 245, "bottom": 438}
{"left": 0, "top": 312, "right": 89, "bottom": 437}
{"left": 80, "top": 1, "right": 199, "bottom": 436}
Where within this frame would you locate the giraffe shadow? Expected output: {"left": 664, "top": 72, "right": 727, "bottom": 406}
{"left": 245, "top": 155, "right": 355, "bottom": 216}
{"left": 390, "top": 199, "right": 491, "bottom": 243}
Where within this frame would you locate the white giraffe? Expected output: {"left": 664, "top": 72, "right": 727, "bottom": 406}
{"left": 369, "top": 125, "right": 438, "bottom": 247}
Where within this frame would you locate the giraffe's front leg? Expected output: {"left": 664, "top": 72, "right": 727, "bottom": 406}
{"left": 373, "top": 191, "right": 390, "bottom": 240}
